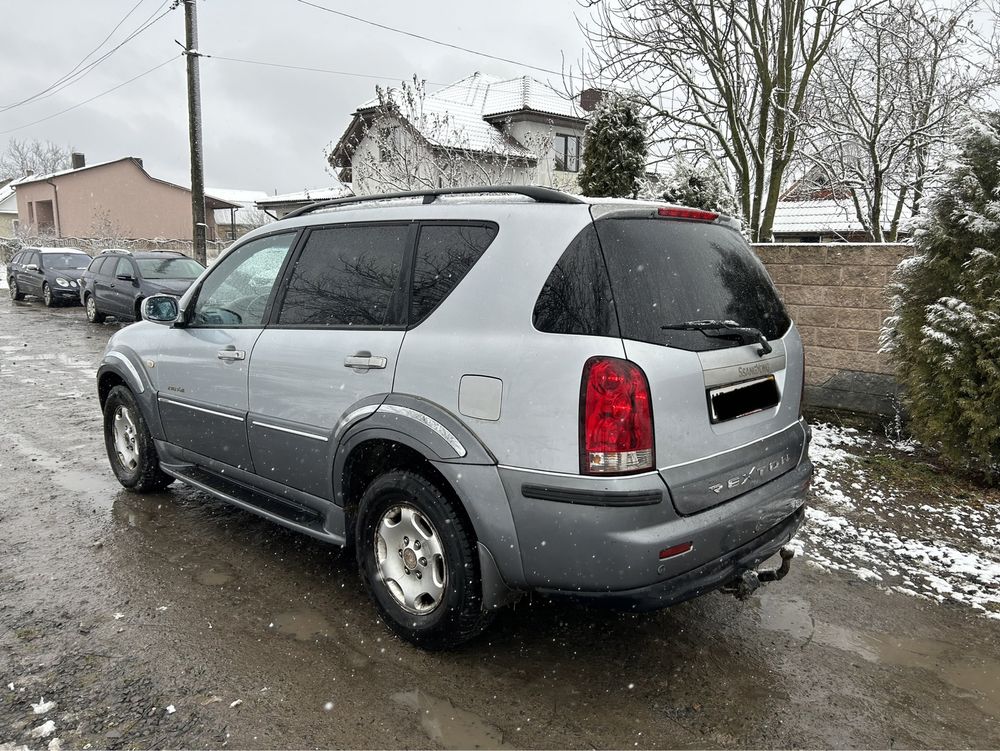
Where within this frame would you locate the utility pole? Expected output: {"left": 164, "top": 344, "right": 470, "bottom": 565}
{"left": 183, "top": 0, "right": 207, "bottom": 265}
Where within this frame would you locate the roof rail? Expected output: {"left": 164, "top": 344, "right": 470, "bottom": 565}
{"left": 283, "top": 185, "right": 584, "bottom": 219}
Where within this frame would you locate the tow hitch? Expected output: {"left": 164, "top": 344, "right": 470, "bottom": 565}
{"left": 724, "top": 547, "right": 795, "bottom": 601}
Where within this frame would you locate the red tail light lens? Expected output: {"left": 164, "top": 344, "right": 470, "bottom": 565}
{"left": 657, "top": 207, "right": 719, "bottom": 221}
{"left": 580, "top": 357, "right": 654, "bottom": 475}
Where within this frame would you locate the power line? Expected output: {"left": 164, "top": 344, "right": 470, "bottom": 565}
{"left": 294, "top": 0, "right": 571, "bottom": 78}
{"left": 205, "top": 53, "right": 452, "bottom": 86}
{"left": 0, "top": 55, "right": 179, "bottom": 136}
{"left": 1, "top": 1, "right": 176, "bottom": 114}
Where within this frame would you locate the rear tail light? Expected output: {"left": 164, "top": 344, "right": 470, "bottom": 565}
{"left": 580, "top": 357, "right": 654, "bottom": 475}
{"left": 657, "top": 207, "right": 719, "bottom": 221}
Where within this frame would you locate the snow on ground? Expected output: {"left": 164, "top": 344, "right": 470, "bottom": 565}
{"left": 794, "top": 422, "right": 1000, "bottom": 620}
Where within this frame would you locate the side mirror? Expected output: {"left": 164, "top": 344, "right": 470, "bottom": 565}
{"left": 25, "top": 263, "right": 38, "bottom": 272}
{"left": 142, "top": 294, "right": 179, "bottom": 325}
{"left": 116, "top": 273, "right": 135, "bottom": 283}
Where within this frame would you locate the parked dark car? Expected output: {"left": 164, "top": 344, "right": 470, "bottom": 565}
{"left": 80, "top": 250, "right": 205, "bottom": 323}
{"left": 7, "top": 247, "right": 91, "bottom": 306}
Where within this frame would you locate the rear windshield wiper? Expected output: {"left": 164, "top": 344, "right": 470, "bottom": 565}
{"left": 660, "top": 319, "right": 773, "bottom": 355}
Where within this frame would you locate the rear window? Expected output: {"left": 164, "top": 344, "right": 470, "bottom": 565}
{"left": 594, "top": 218, "right": 790, "bottom": 351}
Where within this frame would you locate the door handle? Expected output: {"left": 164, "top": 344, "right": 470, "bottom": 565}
{"left": 218, "top": 347, "right": 246, "bottom": 361}
{"left": 344, "top": 352, "right": 387, "bottom": 370}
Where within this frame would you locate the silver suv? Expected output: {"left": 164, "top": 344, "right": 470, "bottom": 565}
{"left": 97, "top": 187, "right": 812, "bottom": 649}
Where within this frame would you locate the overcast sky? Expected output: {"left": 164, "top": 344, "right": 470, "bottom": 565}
{"left": 1, "top": 0, "right": 588, "bottom": 194}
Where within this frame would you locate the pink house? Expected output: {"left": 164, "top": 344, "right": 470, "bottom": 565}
{"left": 15, "top": 155, "right": 238, "bottom": 241}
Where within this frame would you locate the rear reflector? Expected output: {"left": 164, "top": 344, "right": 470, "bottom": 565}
{"left": 580, "top": 357, "right": 654, "bottom": 475}
{"left": 657, "top": 207, "right": 719, "bottom": 221}
{"left": 659, "top": 542, "right": 693, "bottom": 559}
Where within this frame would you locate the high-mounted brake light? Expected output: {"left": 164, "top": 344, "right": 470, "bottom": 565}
{"left": 580, "top": 357, "right": 654, "bottom": 475}
{"left": 657, "top": 207, "right": 719, "bottom": 221}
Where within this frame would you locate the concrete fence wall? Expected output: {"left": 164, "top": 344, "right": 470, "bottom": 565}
{"left": 0, "top": 236, "right": 229, "bottom": 264}
{"left": 754, "top": 243, "right": 911, "bottom": 415}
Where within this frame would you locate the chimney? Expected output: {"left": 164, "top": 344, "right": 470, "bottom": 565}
{"left": 579, "top": 88, "right": 606, "bottom": 113}
{"left": 71, "top": 152, "right": 86, "bottom": 169}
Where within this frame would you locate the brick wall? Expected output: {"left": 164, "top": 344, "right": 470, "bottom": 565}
{"left": 754, "top": 243, "right": 911, "bottom": 415}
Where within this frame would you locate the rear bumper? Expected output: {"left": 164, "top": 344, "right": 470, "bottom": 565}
{"left": 498, "top": 438, "right": 812, "bottom": 595}
{"left": 537, "top": 504, "right": 805, "bottom": 611}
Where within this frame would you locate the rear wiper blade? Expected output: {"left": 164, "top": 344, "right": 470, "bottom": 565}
{"left": 660, "top": 319, "right": 773, "bottom": 355}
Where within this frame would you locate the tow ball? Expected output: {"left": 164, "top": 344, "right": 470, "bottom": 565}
{"left": 724, "top": 547, "right": 795, "bottom": 601}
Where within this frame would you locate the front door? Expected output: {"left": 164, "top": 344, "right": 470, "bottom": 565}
{"left": 154, "top": 232, "right": 298, "bottom": 471}
{"left": 248, "top": 223, "right": 412, "bottom": 499}
{"left": 21, "top": 251, "right": 42, "bottom": 296}
{"left": 108, "top": 257, "right": 137, "bottom": 317}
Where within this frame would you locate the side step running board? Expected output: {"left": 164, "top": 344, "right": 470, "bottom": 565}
{"left": 161, "top": 464, "right": 345, "bottom": 546}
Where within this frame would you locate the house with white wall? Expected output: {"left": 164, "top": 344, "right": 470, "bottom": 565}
{"left": 330, "top": 73, "right": 592, "bottom": 195}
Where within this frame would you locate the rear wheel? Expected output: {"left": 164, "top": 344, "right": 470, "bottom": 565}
{"left": 42, "top": 282, "right": 55, "bottom": 307}
{"left": 356, "top": 471, "right": 491, "bottom": 649}
{"left": 103, "top": 385, "right": 173, "bottom": 491}
{"left": 85, "top": 294, "right": 107, "bottom": 323}
{"left": 9, "top": 278, "right": 24, "bottom": 301}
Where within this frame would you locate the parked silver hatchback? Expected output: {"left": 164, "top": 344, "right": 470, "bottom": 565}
{"left": 97, "top": 187, "right": 812, "bottom": 649}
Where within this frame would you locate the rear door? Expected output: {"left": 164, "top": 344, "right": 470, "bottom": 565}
{"left": 247, "top": 222, "right": 412, "bottom": 500}
{"left": 21, "top": 251, "right": 42, "bottom": 295}
{"left": 154, "top": 232, "right": 298, "bottom": 471}
{"left": 593, "top": 211, "right": 806, "bottom": 515}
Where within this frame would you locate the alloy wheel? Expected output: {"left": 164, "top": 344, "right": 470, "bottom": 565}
{"left": 112, "top": 405, "right": 139, "bottom": 472}
{"left": 374, "top": 504, "right": 448, "bottom": 614}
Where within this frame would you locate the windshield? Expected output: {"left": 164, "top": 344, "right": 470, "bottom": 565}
{"left": 41, "top": 253, "right": 89, "bottom": 271}
{"left": 594, "top": 217, "right": 790, "bottom": 351}
{"left": 136, "top": 257, "right": 204, "bottom": 280}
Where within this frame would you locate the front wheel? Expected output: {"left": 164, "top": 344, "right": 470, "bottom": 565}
{"left": 9, "top": 278, "right": 24, "bottom": 301}
{"left": 356, "top": 471, "right": 492, "bottom": 649}
{"left": 85, "top": 294, "right": 107, "bottom": 323}
{"left": 42, "top": 282, "right": 55, "bottom": 307}
{"left": 103, "top": 385, "right": 173, "bottom": 491}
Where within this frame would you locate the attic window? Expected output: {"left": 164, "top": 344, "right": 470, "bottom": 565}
{"left": 554, "top": 134, "right": 580, "bottom": 172}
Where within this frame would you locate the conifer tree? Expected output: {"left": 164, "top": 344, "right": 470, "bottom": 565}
{"left": 883, "top": 113, "right": 1000, "bottom": 479}
{"left": 578, "top": 94, "right": 646, "bottom": 198}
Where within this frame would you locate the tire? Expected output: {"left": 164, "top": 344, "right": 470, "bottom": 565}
{"left": 9, "top": 278, "right": 24, "bottom": 301}
{"left": 85, "top": 294, "right": 107, "bottom": 323}
{"left": 42, "top": 282, "right": 55, "bottom": 307}
{"left": 103, "top": 385, "right": 173, "bottom": 492}
{"left": 356, "top": 470, "right": 492, "bottom": 649}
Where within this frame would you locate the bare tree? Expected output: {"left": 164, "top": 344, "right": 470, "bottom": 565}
{"left": 580, "top": 0, "right": 849, "bottom": 241}
{"left": 801, "top": 0, "right": 1000, "bottom": 241}
{"left": 327, "top": 77, "right": 548, "bottom": 195}
{"left": 0, "top": 137, "right": 73, "bottom": 180}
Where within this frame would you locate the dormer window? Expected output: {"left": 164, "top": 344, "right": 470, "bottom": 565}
{"left": 554, "top": 134, "right": 581, "bottom": 172}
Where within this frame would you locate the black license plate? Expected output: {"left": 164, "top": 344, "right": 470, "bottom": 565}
{"left": 708, "top": 375, "right": 780, "bottom": 423}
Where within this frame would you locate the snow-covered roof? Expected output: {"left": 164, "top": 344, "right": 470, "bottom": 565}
{"left": 0, "top": 176, "right": 31, "bottom": 213}
{"left": 13, "top": 158, "right": 133, "bottom": 185}
{"left": 207, "top": 187, "right": 273, "bottom": 226}
{"left": 772, "top": 199, "right": 896, "bottom": 236}
{"left": 352, "top": 73, "right": 584, "bottom": 159}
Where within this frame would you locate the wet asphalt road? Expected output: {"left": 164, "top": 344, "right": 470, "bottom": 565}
{"left": 1, "top": 297, "right": 999, "bottom": 750}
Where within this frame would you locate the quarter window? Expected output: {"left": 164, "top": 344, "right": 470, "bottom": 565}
{"left": 191, "top": 233, "right": 296, "bottom": 327}
{"left": 410, "top": 224, "right": 497, "bottom": 325}
{"left": 554, "top": 134, "right": 581, "bottom": 172}
{"left": 533, "top": 225, "right": 618, "bottom": 337}
{"left": 277, "top": 224, "right": 408, "bottom": 327}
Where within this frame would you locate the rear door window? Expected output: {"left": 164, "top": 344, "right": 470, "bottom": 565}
{"left": 594, "top": 218, "right": 790, "bottom": 351}
{"left": 277, "top": 224, "right": 409, "bottom": 327}
{"left": 410, "top": 223, "right": 497, "bottom": 325}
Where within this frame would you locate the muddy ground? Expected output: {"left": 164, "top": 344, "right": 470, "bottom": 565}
{"left": 1, "top": 297, "right": 998, "bottom": 749}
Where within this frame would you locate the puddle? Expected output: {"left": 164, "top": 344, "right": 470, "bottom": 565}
{"left": 193, "top": 565, "right": 235, "bottom": 586}
{"left": 391, "top": 690, "right": 510, "bottom": 750}
{"left": 272, "top": 609, "right": 332, "bottom": 641}
{"left": 758, "top": 593, "right": 999, "bottom": 716}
